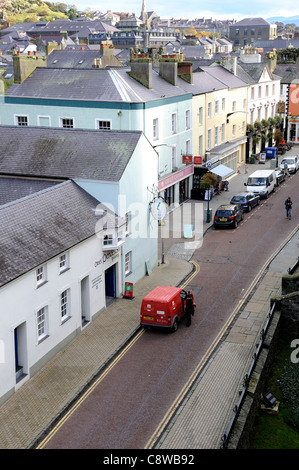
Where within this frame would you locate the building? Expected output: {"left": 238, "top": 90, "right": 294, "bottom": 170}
{"left": 229, "top": 18, "right": 277, "bottom": 47}
{"left": 0, "top": 180, "right": 125, "bottom": 404}
{"left": 1, "top": 53, "right": 194, "bottom": 207}
{"left": 0, "top": 126, "right": 158, "bottom": 286}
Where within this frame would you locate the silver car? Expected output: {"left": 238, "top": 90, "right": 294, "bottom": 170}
{"left": 280, "top": 156, "right": 299, "bottom": 174}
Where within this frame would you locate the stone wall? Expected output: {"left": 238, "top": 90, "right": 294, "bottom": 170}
{"left": 227, "top": 272, "right": 299, "bottom": 449}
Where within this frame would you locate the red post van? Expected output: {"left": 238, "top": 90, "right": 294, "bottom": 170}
{"left": 140, "top": 286, "right": 192, "bottom": 332}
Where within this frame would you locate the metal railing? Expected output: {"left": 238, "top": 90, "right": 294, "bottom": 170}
{"left": 288, "top": 257, "right": 299, "bottom": 275}
{"left": 220, "top": 300, "right": 277, "bottom": 449}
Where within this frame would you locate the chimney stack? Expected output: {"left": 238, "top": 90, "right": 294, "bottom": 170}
{"left": 221, "top": 56, "right": 237, "bottom": 75}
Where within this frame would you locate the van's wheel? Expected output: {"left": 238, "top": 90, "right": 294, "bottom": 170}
{"left": 172, "top": 318, "right": 178, "bottom": 333}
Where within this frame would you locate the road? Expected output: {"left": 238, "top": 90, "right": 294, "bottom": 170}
{"left": 40, "top": 173, "right": 299, "bottom": 449}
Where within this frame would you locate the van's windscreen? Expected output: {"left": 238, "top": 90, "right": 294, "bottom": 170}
{"left": 247, "top": 177, "right": 266, "bottom": 186}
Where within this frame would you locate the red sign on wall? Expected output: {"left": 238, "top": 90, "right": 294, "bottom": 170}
{"left": 193, "top": 156, "right": 202, "bottom": 165}
{"left": 182, "top": 155, "right": 192, "bottom": 164}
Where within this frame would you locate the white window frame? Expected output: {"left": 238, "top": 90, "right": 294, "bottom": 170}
{"left": 60, "top": 289, "right": 70, "bottom": 323}
{"left": 96, "top": 119, "right": 111, "bottom": 130}
{"left": 185, "top": 109, "right": 191, "bottom": 129}
{"left": 153, "top": 118, "right": 159, "bottom": 140}
{"left": 14, "top": 114, "right": 29, "bottom": 126}
{"left": 214, "top": 126, "right": 219, "bottom": 146}
{"left": 171, "top": 113, "right": 177, "bottom": 134}
{"left": 198, "top": 107, "right": 203, "bottom": 125}
{"left": 232, "top": 101, "right": 236, "bottom": 112}
{"left": 125, "top": 251, "right": 132, "bottom": 276}
{"left": 36, "top": 265, "right": 47, "bottom": 288}
{"left": 171, "top": 145, "right": 177, "bottom": 169}
{"left": 215, "top": 100, "right": 219, "bottom": 115}
{"left": 198, "top": 135, "right": 203, "bottom": 155}
{"left": 207, "top": 101, "right": 212, "bottom": 119}
{"left": 60, "top": 117, "right": 74, "bottom": 128}
{"left": 59, "top": 252, "right": 69, "bottom": 274}
{"left": 207, "top": 128, "right": 212, "bottom": 150}
{"left": 222, "top": 98, "right": 225, "bottom": 112}
{"left": 232, "top": 124, "right": 236, "bottom": 137}
{"left": 36, "top": 306, "right": 48, "bottom": 343}
{"left": 185, "top": 139, "right": 191, "bottom": 155}
{"left": 221, "top": 123, "right": 225, "bottom": 143}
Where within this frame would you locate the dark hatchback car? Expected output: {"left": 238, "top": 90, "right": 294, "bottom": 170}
{"left": 275, "top": 169, "right": 285, "bottom": 186}
{"left": 230, "top": 192, "right": 260, "bottom": 212}
{"left": 214, "top": 204, "right": 244, "bottom": 229}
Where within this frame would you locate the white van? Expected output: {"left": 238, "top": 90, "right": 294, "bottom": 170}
{"left": 244, "top": 169, "right": 276, "bottom": 199}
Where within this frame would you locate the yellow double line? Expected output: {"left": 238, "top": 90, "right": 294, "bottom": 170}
{"left": 37, "top": 329, "right": 145, "bottom": 449}
{"left": 145, "top": 225, "right": 299, "bottom": 449}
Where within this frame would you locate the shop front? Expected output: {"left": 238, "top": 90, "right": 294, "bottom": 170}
{"left": 158, "top": 165, "right": 194, "bottom": 207}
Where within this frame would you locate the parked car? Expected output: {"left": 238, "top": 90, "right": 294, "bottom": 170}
{"left": 230, "top": 192, "right": 260, "bottom": 212}
{"left": 213, "top": 204, "right": 244, "bottom": 229}
{"left": 280, "top": 156, "right": 299, "bottom": 174}
{"left": 275, "top": 169, "right": 286, "bottom": 186}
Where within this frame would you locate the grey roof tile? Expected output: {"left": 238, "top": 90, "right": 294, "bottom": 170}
{"left": 0, "top": 180, "right": 123, "bottom": 287}
{"left": 0, "top": 177, "right": 60, "bottom": 205}
{"left": 0, "top": 126, "right": 141, "bottom": 181}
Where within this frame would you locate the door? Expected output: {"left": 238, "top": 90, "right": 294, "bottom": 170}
{"left": 81, "top": 276, "right": 90, "bottom": 327}
{"left": 14, "top": 323, "right": 27, "bottom": 383}
{"left": 105, "top": 264, "right": 117, "bottom": 304}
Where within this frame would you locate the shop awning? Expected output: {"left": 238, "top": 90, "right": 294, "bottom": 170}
{"left": 210, "top": 164, "right": 235, "bottom": 179}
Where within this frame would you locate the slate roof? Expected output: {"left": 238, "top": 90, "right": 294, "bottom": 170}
{"left": 0, "top": 180, "right": 123, "bottom": 287}
{"left": 46, "top": 49, "right": 120, "bottom": 69}
{"left": 0, "top": 177, "right": 60, "bottom": 205}
{"left": 5, "top": 66, "right": 194, "bottom": 102}
{"left": 198, "top": 65, "right": 248, "bottom": 89}
{"left": 0, "top": 126, "right": 142, "bottom": 181}
{"left": 230, "top": 18, "right": 271, "bottom": 27}
{"left": 236, "top": 62, "right": 271, "bottom": 84}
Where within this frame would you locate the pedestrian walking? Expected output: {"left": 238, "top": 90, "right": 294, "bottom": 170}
{"left": 283, "top": 162, "right": 290, "bottom": 177}
{"left": 224, "top": 180, "right": 229, "bottom": 191}
{"left": 285, "top": 197, "right": 292, "bottom": 219}
{"left": 185, "top": 291, "right": 195, "bottom": 327}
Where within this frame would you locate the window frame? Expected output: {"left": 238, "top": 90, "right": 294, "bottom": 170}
{"left": 15, "top": 114, "right": 29, "bottom": 126}
{"left": 60, "top": 289, "right": 70, "bottom": 323}
{"left": 60, "top": 117, "right": 74, "bottom": 128}
{"left": 96, "top": 119, "right": 111, "bottom": 130}
{"left": 36, "top": 306, "right": 48, "bottom": 343}
{"left": 36, "top": 265, "right": 47, "bottom": 288}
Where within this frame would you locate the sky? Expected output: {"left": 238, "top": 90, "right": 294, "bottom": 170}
{"left": 70, "top": 0, "right": 299, "bottom": 22}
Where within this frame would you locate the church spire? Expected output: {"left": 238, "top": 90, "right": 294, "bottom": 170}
{"left": 141, "top": 0, "right": 147, "bottom": 27}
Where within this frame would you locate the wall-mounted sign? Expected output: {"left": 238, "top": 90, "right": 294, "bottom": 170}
{"left": 182, "top": 155, "right": 192, "bottom": 164}
{"left": 194, "top": 156, "right": 202, "bottom": 165}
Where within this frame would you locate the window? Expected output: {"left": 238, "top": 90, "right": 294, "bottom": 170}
{"left": 15, "top": 115, "right": 28, "bottom": 126}
{"left": 232, "top": 101, "right": 236, "bottom": 112}
{"left": 242, "top": 121, "right": 245, "bottom": 133}
{"left": 59, "top": 252, "right": 69, "bottom": 273}
{"left": 125, "top": 212, "right": 132, "bottom": 235}
{"left": 207, "top": 129, "right": 212, "bottom": 150}
{"left": 272, "top": 84, "right": 275, "bottom": 95}
{"left": 198, "top": 107, "right": 203, "bottom": 125}
{"left": 214, "top": 126, "right": 219, "bottom": 146}
{"left": 185, "top": 109, "right": 191, "bottom": 129}
{"left": 171, "top": 113, "right": 177, "bottom": 134}
{"left": 232, "top": 124, "right": 236, "bottom": 136}
{"left": 153, "top": 118, "right": 159, "bottom": 140}
{"left": 243, "top": 99, "right": 246, "bottom": 110}
{"left": 36, "top": 265, "right": 46, "bottom": 287}
{"left": 103, "top": 234, "right": 113, "bottom": 246}
{"left": 171, "top": 146, "right": 177, "bottom": 169}
{"left": 266, "top": 85, "right": 269, "bottom": 97}
{"left": 125, "top": 251, "right": 132, "bottom": 276}
{"left": 60, "top": 289, "right": 70, "bottom": 322}
{"left": 215, "top": 100, "right": 219, "bottom": 115}
{"left": 258, "top": 86, "right": 262, "bottom": 98}
{"left": 221, "top": 123, "right": 225, "bottom": 143}
{"left": 207, "top": 102, "right": 212, "bottom": 118}
{"left": 37, "top": 307, "right": 48, "bottom": 342}
{"left": 60, "top": 118, "right": 74, "bottom": 128}
{"left": 222, "top": 98, "right": 225, "bottom": 112}
{"left": 185, "top": 139, "right": 191, "bottom": 155}
{"left": 97, "top": 120, "right": 111, "bottom": 130}
{"left": 198, "top": 135, "right": 203, "bottom": 155}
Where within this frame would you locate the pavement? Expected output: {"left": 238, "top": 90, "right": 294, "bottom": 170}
{"left": 0, "top": 150, "right": 298, "bottom": 450}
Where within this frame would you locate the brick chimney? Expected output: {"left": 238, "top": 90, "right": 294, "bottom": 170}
{"left": 178, "top": 62, "right": 193, "bottom": 84}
